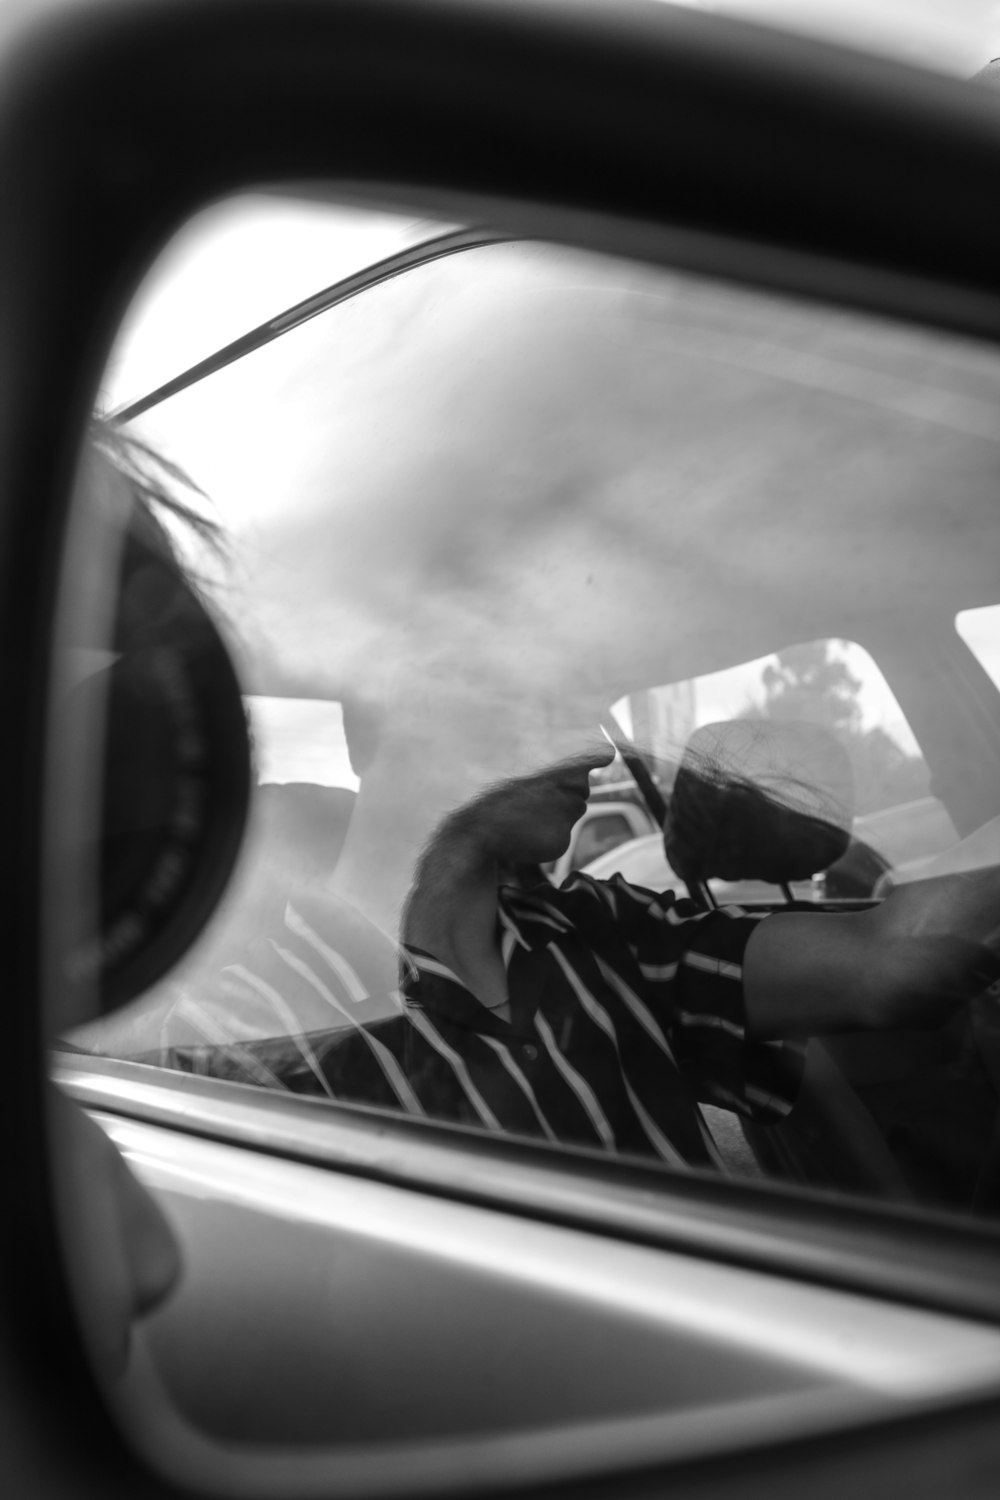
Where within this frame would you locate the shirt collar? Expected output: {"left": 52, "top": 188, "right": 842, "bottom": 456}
{"left": 401, "top": 944, "right": 523, "bottom": 1037}
{"left": 399, "top": 880, "right": 571, "bottom": 1035}
{"left": 496, "top": 882, "right": 576, "bottom": 952}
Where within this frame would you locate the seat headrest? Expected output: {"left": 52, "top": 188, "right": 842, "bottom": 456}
{"left": 665, "top": 719, "right": 853, "bottom": 885}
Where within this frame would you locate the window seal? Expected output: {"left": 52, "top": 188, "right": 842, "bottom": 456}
{"left": 110, "top": 226, "right": 510, "bottom": 424}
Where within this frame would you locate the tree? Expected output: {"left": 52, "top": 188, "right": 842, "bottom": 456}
{"left": 849, "top": 725, "right": 929, "bottom": 815}
{"left": 756, "top": 640, "right": 863, "bottom": 737}
{"left": 744, "top": 640, "right": 930, "bottom": 816}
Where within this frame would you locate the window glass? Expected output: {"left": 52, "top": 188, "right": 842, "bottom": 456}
{"left": 571, "top": 811, "right": 635, "bottom": 869}
{"left": 101, "top": 195, "right": 452, "bottom": 413}
{"left": 957, "top": 603, "right": 1000, "bottom": 691}
{"left": 58, "top": 217, "right": 1000, "bottom": 1221}
{"left": 248, "top": 696, "right": 358, "bottom": 789}
{"left": 604, "top": 639, "right": 959, "bottom": 898}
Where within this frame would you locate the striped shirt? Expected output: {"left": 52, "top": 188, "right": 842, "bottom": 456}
{"left": 151, "top": 873, "right": 805, "bottom": 1170}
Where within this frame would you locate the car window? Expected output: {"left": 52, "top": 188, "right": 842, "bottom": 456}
{"left": 56, "top": 206, "right": 1000, "bottom": 1224}
{"left": 957, "top": 604, "right": 1000, "bottom": 692}
{"left": 572, "top": 811, "right": 636, "bottom": 870}
{"left": 605, "top": 638, "right": 960, "bottom": 898}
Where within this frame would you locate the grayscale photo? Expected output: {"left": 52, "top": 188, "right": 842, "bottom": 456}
{"left": 3, "top": 3, "right": 1000, "bottom": 1500}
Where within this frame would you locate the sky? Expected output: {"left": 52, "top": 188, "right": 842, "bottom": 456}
{"left": 96, "top": 0, "right": 1000, "bottom": 787}
{"left": 690, "top": 645, "right": 921, "bottom": 750}
{"left": 106, "top": 220, "right": 1000, "bottom": 785}
{"left": 100, "top": 203, "right": 441, "bottom": 416}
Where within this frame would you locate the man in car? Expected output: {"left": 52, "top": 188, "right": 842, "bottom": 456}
{"left": 149, "top": 703, "right": 1000, "bottom": 1174}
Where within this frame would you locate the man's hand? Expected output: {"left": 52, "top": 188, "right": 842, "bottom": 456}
{"left": 862, "top": 870, "right": 1000, "bottom": 1029}
{"left": 743, "top": 867, "right": 1000, "bottom": 1040}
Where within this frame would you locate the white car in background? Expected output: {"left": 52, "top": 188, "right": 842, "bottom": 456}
{"left": 546, "top": 798, "right": 655, "bottom": 885}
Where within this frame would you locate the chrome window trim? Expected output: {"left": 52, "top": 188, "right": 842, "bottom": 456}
{"left": 111, "top": 226, "right": 509, "bottom": 424}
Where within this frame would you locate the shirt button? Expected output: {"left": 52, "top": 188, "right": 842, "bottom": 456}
{"left": 522, "top": 1044, "right": 538, "bottom": 1062}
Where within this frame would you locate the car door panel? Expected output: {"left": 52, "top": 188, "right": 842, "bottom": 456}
{"left": 88, "top": 1107, "right": 1000, "bottom": 1495}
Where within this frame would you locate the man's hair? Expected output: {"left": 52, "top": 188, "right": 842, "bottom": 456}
{"left": 90, "top": 419, "right": 224, "bottom": 578}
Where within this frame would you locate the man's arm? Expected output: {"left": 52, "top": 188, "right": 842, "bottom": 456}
{"left": 743, "top": 868, "right": 1000, "bottom": 1040}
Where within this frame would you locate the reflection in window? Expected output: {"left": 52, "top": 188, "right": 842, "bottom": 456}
{"left": 957, "top": 603, "right": 1000, "bottom": 691}
{"left": 611, "top": 638, "right": 958, "bottom": 895}
{"left": 247, "top": 696, "right": 358, "bottom": 789}
{"left": 59, "top": 228, "right": 1000, "bottom": 1220}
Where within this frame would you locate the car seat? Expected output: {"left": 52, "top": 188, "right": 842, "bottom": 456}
{"left": 664, "top": 719, "right": 913, "bottom": 1202}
